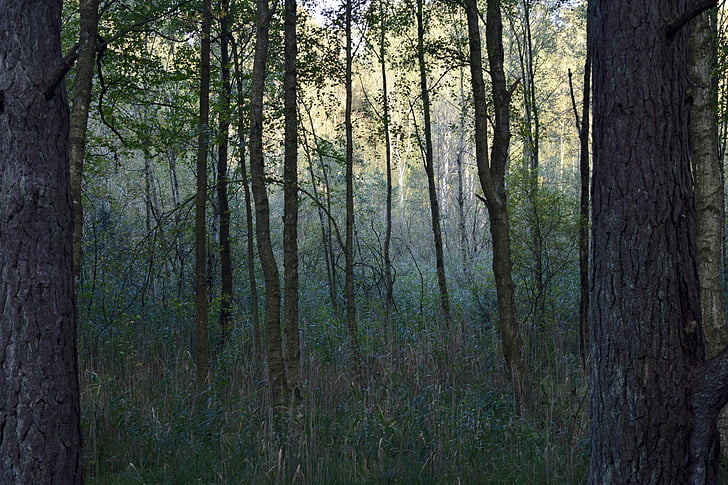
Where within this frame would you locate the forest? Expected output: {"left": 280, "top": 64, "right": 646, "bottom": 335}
{"left": 2, "top": 0, "right": 728, "bottom": 483}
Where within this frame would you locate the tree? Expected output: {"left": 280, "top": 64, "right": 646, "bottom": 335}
{"left": 0, "top": 2, "right": 83, "bottom": 482}
{"left": 344, "top": 0, "right": 360, "bottom": 352}
{"left": 194, "top": 0, "right": 212, "bottom": 388}
{"left": 415, "top": 0, "right": 452, "bottom": 329}
{"left": 589, "top": 0, "right": 728, "bottom": 482}
{"left": 250, "top": 0, "right": 289, "bottom": 402}
{"left": 284, "top": 0, "right": 301, "bottom": 392}
{"left": 464, "top": 0, "right": 529, "bottom": 412}
{"left": 217, "top": 0, "right": 234, "bottom": 351}
{"left": 69, "top": 0, "right": 101, "bottom": 295}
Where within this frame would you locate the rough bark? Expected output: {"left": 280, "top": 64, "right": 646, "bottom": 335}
{"left": 0, "top": 2, "right": 83, "bottom": 481}
{"left": 250, "top": 0, "right": 288, "bottom": 402}
{"left": 344, "top": 0, "right": 360, "bottom": 352}
{"left": 284, "top": 0, "right": 301, "bottom": 392}
{"left": 416, "top": 0, "right": 451, "bottom": 329}
{"left": 217, "top": 0, "right": 234, "bottom": 352}
{"left": 69, "top": 0, "right": 100, "bottom": 295}
{"left": 194, "top": 0, "right": 212, "bottom": 388}
{"left": 589, "top": 0, "right": 726, "bottom": 483}
{"left": 464, "top": 0, "right": 528, "bottom": 412}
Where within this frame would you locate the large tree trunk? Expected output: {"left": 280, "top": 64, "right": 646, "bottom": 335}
{"left": 194, "top": 0, "right": 212, "bottom": 388}
{"left": 70, "top": 0, "right": 100, "bottom": 295}
{"left": 416, "top": 0, "right": 451, "bottom": 329}
{"left": 589, "top": 1, "right": 728, "bottom": 482}
{"left": 284, "top": 0, "right": 301, "bottom": 393}
{"left": 0, "top": 2, "right": 83, "bottom": 482}
{"left": 464, "top": 0, "right": 529, "bottom": 413}
{"left": 217, "top": 0, "right": 234, "bottom": 352}
{"left": 250, "top": 0, "right": 288, "bottom": 402}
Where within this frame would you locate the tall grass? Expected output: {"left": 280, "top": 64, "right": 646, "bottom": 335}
{"left": 81, "top": 313, "right": 589, "bottom": 484}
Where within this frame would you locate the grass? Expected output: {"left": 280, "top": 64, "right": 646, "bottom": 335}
{"left": 80, "top": 314, "right": 589, "bottom": 484}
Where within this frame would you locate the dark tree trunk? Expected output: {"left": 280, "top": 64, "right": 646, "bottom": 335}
{"left": 283, "top": 0, "right": 301, "bottom": 392}
{"left": 464, "top": 0, "right": 529, "bottom": 413}
{"left": 232, "top": 39, "right": 262, "bottom": 359}
{"left": 0, "top": 2, "right": 83, "bottom": 482}
{"left": 70, "top": 0, "right": 100, "bottom": 295}
{"left": 589, "top": 0, "right": 728, "bottom": 483}
{"left": 380, "top": 0, "right": 395, "bottom": 350}
{"left": 250, "top": 0, "right": 288, "bottom": 402}
{"left": 416, "top": 0, "right": 451, "bottom": 329}
{"left": 217, "top": 0, "right": 234, "bottom": 352}
{"left": 194, "top": 0, "right": 212, "bottom": 388}
{"left": 344, "top": 0, "right": 360, "bottom": 352}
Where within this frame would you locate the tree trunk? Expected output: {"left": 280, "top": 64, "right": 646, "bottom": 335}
{"left": 0, "top": 2, "right": 83, "bottom": 481}
{"left": 464, "top": 0, "right": 529, "bottom": 413}
{"left": 284, "top": 0, "right": 301, "bottom": 393}
{"left": 416, "top": 0, "right": 451, "bottom": 329}
{"left": 194, "top": 0, "right": 212, "bottom": 388}
{"left": 578, "top": 5, "right": 591, "bottom": 371}
{"left": 345, "top": 0, "right": 360, "bottom": 352}
{"left": 69, "top": 0, "right": 100, "bottom": 296}
{"left": 232, "top": 39, "right": 262, "bottom": 359}
{"left": 690, "top": 9, "right": 725, "bottom": 359}
{"left": 379, "top": 0, "right": 395, "bottom": 350}
{"left": 250, "top": 0, "right": 288, "bottom": 402}
{"left": 217, "top": 0, "right": 234, "bottom": 352}
{"left": 589, "top": 1, "right": 728, "bottom": 482}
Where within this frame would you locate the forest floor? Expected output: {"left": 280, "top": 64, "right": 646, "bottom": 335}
{"left": 81, "top": 320, "right": 590, "bottom": 484}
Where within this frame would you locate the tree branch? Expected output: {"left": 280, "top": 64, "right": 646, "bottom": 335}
{"left": 666, "top": 0, "right": 717, "bottom": 38}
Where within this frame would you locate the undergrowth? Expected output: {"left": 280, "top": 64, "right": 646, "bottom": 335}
{"left": 81, "top": 315, "right": 589, "bottom": 484}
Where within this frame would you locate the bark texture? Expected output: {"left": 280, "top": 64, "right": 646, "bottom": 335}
{"left": 589, "top": 0, "right": 722, "bottom": 482}
{"left": 689, "top": 9, "right": 725, "bottom": 360}
{"left": 0, "top": 2, "right": 83, "bottom": 482}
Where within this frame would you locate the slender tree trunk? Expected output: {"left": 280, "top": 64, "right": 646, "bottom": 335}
{"left": 70, "top": 0, "right": 100, "bottom": 295}
{"left": 464, "top": 0, "right": 528, "bottom": 413}
{"left": 303, "top": 101, "right": 338, "bottom": 309}
{"left": 194, "top": 0, "right": 212, "bottom": 388}
{"left": 284, "top": 0, "right": 301, "bottom": 393}
{"left": 0, "top": 2, "right": 83, "bottom": 481}
{"left": 574, "top": 3, "right": 591, "bottom": 371}
{"left": 232, "top": 39, "right": 262, "bottom": 359}
{"left": 379, "top": 0, "right": 395, "bottom": 350}
{"left": 345, "top": 0, "right": 360, "bottom": 352}
{"left": 250, "top": 0, "right": 288, "bottom": 402}
{"left": 217, "top": 0, "right": 234, "bottom": 351}
{"left": 515, "top": 0, "right": 544, "bottom": 330}
{"left": 416, "top": 0, "right": 451, "bottom": 328}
